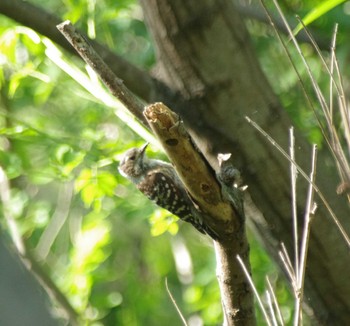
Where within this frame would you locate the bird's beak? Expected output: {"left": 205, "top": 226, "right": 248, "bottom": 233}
{"left": 140, "top": 142, "right": 149, "bottom": 155}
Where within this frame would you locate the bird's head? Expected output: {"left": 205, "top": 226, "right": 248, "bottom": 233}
{"left": 118, "top": 143, "right": 149, "bottom": 182}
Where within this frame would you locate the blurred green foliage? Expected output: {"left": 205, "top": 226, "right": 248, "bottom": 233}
{"left": 248, "top": 0, "right": 350, "bottom": 145}
{"left": 0, "top": 0, "right": 349, "bottom": 325}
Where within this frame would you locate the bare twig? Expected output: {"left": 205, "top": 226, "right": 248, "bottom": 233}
{"left": 237, "top": 255, "right": 272, "bottom": 326}
{"left": 165, "top": 278, "right": 188, "bottom": 326}
{"left": 57, "top": 20, "right": 147, "bottom": 126}
{"left": 266, "top": 290, "right": 278, "bottom": 326}
{"left": 304, "top": 22, "right": 350, "bottom": 200}
{"left": 295, "top": 17, "right": 344, "bottom": 107}
{"left": 245, "top": 116, "right": 350, "bottom": 247}
{"left": 0, "top": 0, "right": 155, "bottom": 102}
{"left": 279, "top": 243, "right": 296, "bottom": 288}
{"left": 270, "top": 2, "right": 329, "bottom": 122}
{"left": 329, "top": 25, "right": 337, "bottom": 124}
{"left": 289, "top": 127, "right": 299, "bottom": 278}
{"left": 266, "top": 277, "right": 285, "bottom": 326}
{"left": 294, "top": 145, "right": 318, "bottom": 326}
{"left": 235, "top": 2, "right": 329, "bottom": 49}
{"left": 261, "top": 0, "right": 350, "bottom": 203}
{"left": 258, "top": 0, "right": 331, "bottom": 148}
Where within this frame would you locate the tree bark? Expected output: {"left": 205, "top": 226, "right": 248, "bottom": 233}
{"left": 143, "top": 103, "right": 256, "bottom": 325}
{"left": 140, "top": 0, "right": 350, "bottom": 324}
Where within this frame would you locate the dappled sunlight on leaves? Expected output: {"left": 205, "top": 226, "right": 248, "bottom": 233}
{"left": 149, "top": 209, "right": 179, "bottom": 236}
{"left": 75, "top": 168, "right": 118, "bottom": 209}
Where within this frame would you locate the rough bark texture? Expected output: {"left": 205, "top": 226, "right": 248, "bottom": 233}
{"left": 214, "top": 238, "right": 254, "bottom": 325}
{"left": 139, "top": 0, "right": 350, "bottom": 324}
{"left": 144, "top": 103, "right": 256, "bottom": 325}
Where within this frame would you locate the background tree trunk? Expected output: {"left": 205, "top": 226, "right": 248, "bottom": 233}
{"left": 0, "top": 237, "right": 59, "bottom": 326}
{"left": 140, "top": 0, "right": 350, "bottom": 324}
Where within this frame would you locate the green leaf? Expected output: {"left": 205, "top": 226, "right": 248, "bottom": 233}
{"left": 81, "top": 183, "right": 101, "bottom": 206}
{"left": 75, "top": 168, "right": 118, "bottom": 208}
{"left": 96, "top": 171, "right": 118, "bottom": 196}
{"left": 149, "top": 209, "right": 178, "bottom": 236}
{"left": 293, "top": 0, "right": 347, "bottom": 35}
{"left": 75, "top": 168, "right": 92, "bottom": 193}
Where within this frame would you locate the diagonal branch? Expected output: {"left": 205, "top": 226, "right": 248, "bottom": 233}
{"left": 57, "top": 20, "right": 147, "bottom": 125}
{"left": 0, "top": 0, "right": 154, "bottom": 102}
{"left": 144, "top": 102, "right": 235, "bottom": 233}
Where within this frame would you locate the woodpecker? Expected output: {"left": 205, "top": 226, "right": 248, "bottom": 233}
{"left": 118, "top": 143, "right": 218, "bottom": 240}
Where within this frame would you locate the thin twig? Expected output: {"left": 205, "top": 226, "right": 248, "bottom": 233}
{"left": 329, "top": 25, "right": 336, "bottom": 124}
{"left": 259, "top": 0, "right": 344, "bottom": 184}
{"left": 56, "top": 20, "right": 147, "bottom": 126}
{"left": 266, "top": 277, "right": 285, "bottom": 326}
{"left": 258, "top": 0, "right": 329, "bottom": 140}
{"left": 237, "top": 255, "right": 272, "bottom": 326}
{"left": 330, "top": 28, "right": 350, "bottom": 154}
{"left": 279, "top": 243, "right": 296, "bottom": 288}
{"left": 266, "top": 290, "right": 278, "bottom": 326}
{"left": 295, "top": 19, "right": 350, "bottom": 185}
{"left": 327, "top": 26, "right": 350, "bottom": 192}
{"left": 289, "top": 127, "right": 299, "bottom": 279}
{"left": 165, "top": 278, "right": 188, "bottom": 326}
{"left": 266, "top": 1, "right": 350, "bottom": 198}
{"left": 270, "top": 3, "right": 329, "bottom": 125}
{"left": 235, "top": 2, "right": 329, "bottom": 49}
{"left": 245, "top": 116, "right": 350, "bottom": 247}
{"left": 296, "top": 17, "right": 344, "bottom": 107}
{"left": 294, "top": 145, "right": 318, "bottom": 326}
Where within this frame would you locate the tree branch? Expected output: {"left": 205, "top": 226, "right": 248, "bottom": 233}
{"left": 143, "top": 103, "right": 255, "bottom": 325}
{"left": 144, "top": 103, "right": 233, "bottom": 227}
{"left": 0, "top": 0, "right": 154, "bottom": 102}
{"left": 57, "top": 20, "right": 147, "bottom": 126}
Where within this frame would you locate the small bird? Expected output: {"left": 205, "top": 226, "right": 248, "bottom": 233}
{"left": 118, "top": 143, "right": 218, "bottom": 239}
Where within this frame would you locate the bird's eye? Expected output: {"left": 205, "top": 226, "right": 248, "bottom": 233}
{"left": 128, "top": 154, "right": 136, "bottom": 161}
